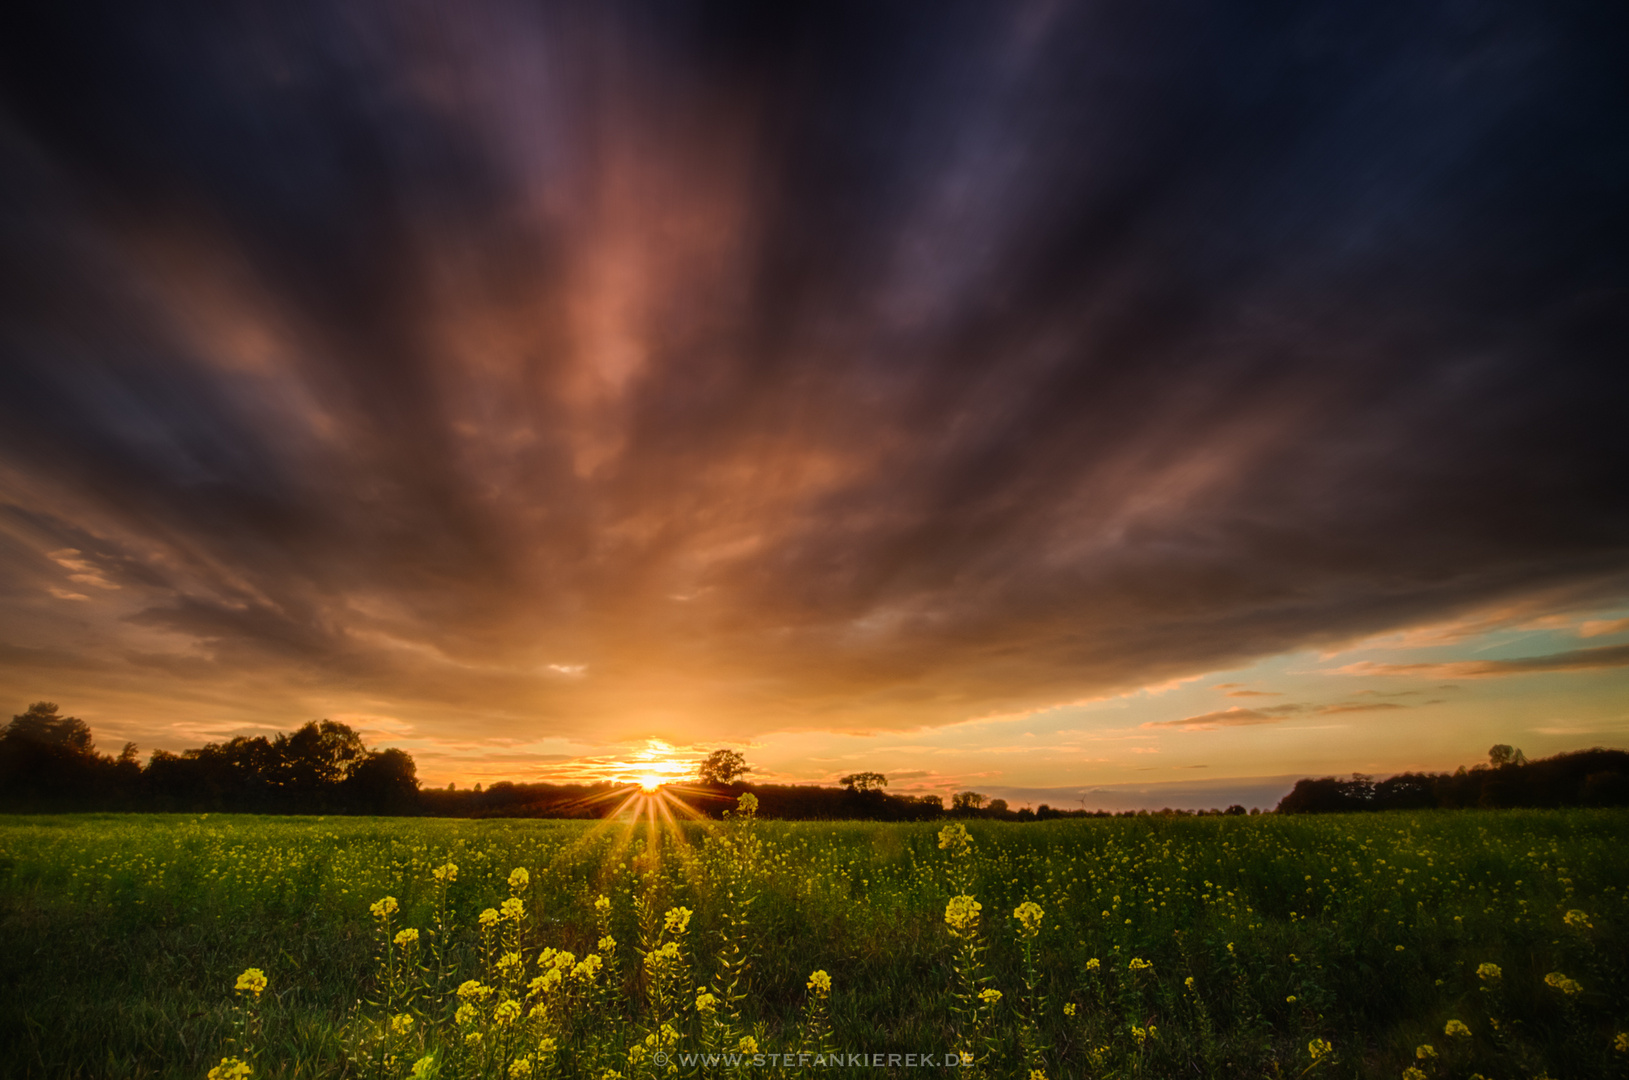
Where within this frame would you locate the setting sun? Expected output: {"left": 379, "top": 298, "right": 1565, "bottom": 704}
{"left": 636, "top": 774, "right": 663, "bottom": 792}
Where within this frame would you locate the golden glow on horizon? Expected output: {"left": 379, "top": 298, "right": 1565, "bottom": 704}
{"left": 636, "top": 773, "right": 663, "bottom": 792}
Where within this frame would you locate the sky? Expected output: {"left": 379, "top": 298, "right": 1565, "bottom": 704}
{"left": 1, "top": 1, "right": 1627, "bottom": 809}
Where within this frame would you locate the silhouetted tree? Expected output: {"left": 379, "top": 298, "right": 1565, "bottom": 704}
{"left": 952, "top": 790, "right": 986, "bottom": 811}
{"left": 697, "top": 749, "right": 751, "bottom": 786}
{"left": 840, "top": 771, "right": 888, "bottom": 793}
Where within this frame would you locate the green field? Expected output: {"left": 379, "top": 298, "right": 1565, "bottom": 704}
{"left": 1, "top": 807, "right": 1625, "bottom": 1080}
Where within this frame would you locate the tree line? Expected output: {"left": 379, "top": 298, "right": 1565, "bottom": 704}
{"left": 0, "top": 703, "right": 419, "bottom": 814}
{"left": 1273, "top": 744, "right": 1629, "bottom": 813}
{"left": 6, "top": 703, "right": 1624, "bottom": 818}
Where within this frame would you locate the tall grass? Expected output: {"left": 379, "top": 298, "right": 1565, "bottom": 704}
{"left": 1, "top": 808, "right": 1625, "bottom": 1078}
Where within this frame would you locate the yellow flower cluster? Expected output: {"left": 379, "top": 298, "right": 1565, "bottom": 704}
{"left": 1127, "top": 957, "right": 1153, "bottom": 972}
{"left": 1063, "top": 1003, "right": 1076, "bottom": 1016}
{"left": 807, "top": 969, "right": 832, "bottom": 994}
{"left": 1403, "top": 1068, "right": 1427, "bottom": 1080}
{"left": 1308, "top": 1038, "right": 1332, "bottom": 1061}
{"left": 478, "top": 908, "right": 500, "bottom": 928}
{"left": 508, "top": 867, "right": 530, "bottom": 891}
{"left": 695, "top": 991, "right": 717, "bottom": 1012}
{"left": 497, "top": 951, "right": 523, "bottom": 973}
{"left": 979, "top": 988, "right": 1002, "bottom": 1005}
{"left": 431, "top": 861, "right": 458, "bottom": 883}
{"left": 1085, "top": 958, "right": 1100, "bottom": 971}
{"left": 1028, "top": 1070, "right": 1047, "bottom": 1080}
{"left": 234, "top": 968, "right": 267, "bottom": 997}
{"left": 393, "top": 928, "right": 419, "bottom": 947}
{"left": 937, "top": 823, "right": 973, "bottom": 857}
{"left": 1476, "top": 962, "right": 1501, "bottom": 982}
{"left": 1444, "top": 1019, "right": 1471, "bottom": 1038}
{"left": 369, "top": 896, "right": 398, "bottom": 919}
{"left": 1544, "top": 971, "right": 1583, "bottom": 996}
{"left": 664, "top": 906, "right": 693, "bottom": 934}
{"left": 495, "top": 1000, "right": 522, "bottom": 1026}
{"left": 391, "top": 1013, "right": 414, "bottom": 1035}
{"left": 410, "top": 1055, "right": 436, "bottom": 1078}
{"left": 738, "top": 1036, "right": 759, "bottom": 1054}
{"left": 598, "top": 934, "right": 617, "bottom": 952}
{"left": 1416, "top": 1044, "right": 1436, "bottom": 1060}
{"left": 500, "top": 897, "right": 526, "bottom": 921}
{"left": 1563, "top": 909, "right": 1591, "bottom": 930}
{"left": 208, "top": 1057, "right": 252, "bottom": 1080}
{"left": 509, "top": 1056, "right": 533, "bottom": 1077}
{"left": 1616, "top": 1032, "right": 1629, "bottom": 1053}
{"left": 594, "top": 894, "right": 611, "bottom": 913}
{"left": 944, "top": 895, "right": 982, "bottom": 936}
{"left": 1012, "top": 901, "right": 1044, "bottom": 938}
{"left": 457, "top": 979, "right": 492, "bottom": 1000}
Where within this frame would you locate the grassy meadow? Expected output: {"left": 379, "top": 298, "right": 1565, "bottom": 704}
{"left": 0, "top": 805, "right": 1625, "bottom": 1080}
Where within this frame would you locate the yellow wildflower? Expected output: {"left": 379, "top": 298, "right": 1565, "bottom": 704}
{"left": 478, "top": 908, "right": 500, "bottom": 928}
{"left": 495, "top": 1000, "right": 521, "bottom": 1026}
{"left": 234, "top": 968, "right": 267, "bottom": 997}
{"left": 208, "top": 1058, "right": 252, "bottom": 1080}
{"left": 1308, "top": 1038, "right": 1332, "bottom": 1061}
{"left": 602, "top": 1071, "right": 623, "bottom": 1080}
{"left": 1403, "top": 1069, "right": 1427, "bottom": 1080}
{"left": 538, "top": 1036, "right": 557, "bottom": 1057}
{"left": 807, "top": 969, "right": 832, "bottom": 994}
{"left": 1085, "top": 958, "right": 1100, "bottom": 971}
{"left": 1615, "top": 1031, "right": 1629, "bottom": 1053}
{"left": 1563, "top": 909, "right": 1591, "bottom": 930}
{"left": 500, "top": 897, "right": 526, "bottom": 921}
{"left": 409, "top": 1055, "right": 436, "bottom": 1079}
{"left": 509, "top": 1057, "right": 533, "bottom": 1078}
{"left": 1476, "top": 962, "right": 1501, "bottom": 981}
{"left": 937, "top": 822, "right": 973, "bottom": 855}
{"left": 457, "top": 979, "right": 492, "bottom": 1000}
{"left": 736, "top": 792, "right": 758, "bottom": 816}
{"left": 739, "top": 1036, "right": 759, "bottom": 1054}
{"left": 391, "top": 1013, "right": 414, "bottom": 1035}
{"left": 394, "top": 928, "right": 419, "bottom": 947}
{"left": 1029, "top": 1071, "right": 1047, "bottom": 1080}
{"left": 664, "top": 906, "right": 693, "bottom": 934}
{"left": 1063, "top": 1002, "right": 1076, "bottom": 1016}
{"left": 1013, "top": 901, "right": 1044, "bottom": 938}
{"left": 1444, "top": 1020, "right": 1471, "bottom": 1039}
{"left": 598, "top": 934, "right": 617, "bottom": 952}
{"left": 696, "top": 991, "right": 718, "bottom": 1012}
{"left": 508, "top": 867, "right": 530, "bottom": 892}
{"left": 1287, "top": 996, "right": 1298, "bottom": 1004}
{"left": 1416, "top": 1045, "right": 1435, "bottom": 1060}
{"left": 594, "top": 894, "right": 611, "bottom": 913}
{"left": 432, "top": 861, "right": 458, "bottom": 883}
{"left": 1184, "top": 976, "right": 1195, "bottom": 989}
{"left": 628, "top": 1046, "right": 648, "bottom": 1064}
{"left": 455, "top": 1003, "right": 477, "bottom": 1025}
{"left": 370, "top": 896, "right": 399, "bottom": 919}
{"left": 1544, "top": 972, "right": 1582, "bottom": 996}
{"left": 465, "top": 1031, "right": 483, "bottom": 1048}
{"left": 572, "top": 954, "right": 603, "bottom": 980}
{"left": 497, "top": 951, "right": 523, "bottom": 972}
{"left": 1131, "top": 1025, "right": 1148, "bottom": 1046}
{"left": 979, "top": 988, "right": 1002, "bottom": 1005}
{"left": 945, "top": 895, "right": 982, "bottom": 936}
{"left": 1128, "top": 957, "right": 1152, "bottom": 972}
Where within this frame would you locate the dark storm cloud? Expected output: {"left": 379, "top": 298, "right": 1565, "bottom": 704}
{"left": 1, "top": 0, "right": 1626, "bottom": 738}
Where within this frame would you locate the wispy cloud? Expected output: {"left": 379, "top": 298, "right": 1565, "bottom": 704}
{"left": 1337, "top": 644, "right": 1629, "bottom": 679}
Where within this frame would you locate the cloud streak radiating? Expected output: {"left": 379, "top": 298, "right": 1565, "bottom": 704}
{"left": 0, "top": 0, "right": 1626, "bottom": 761}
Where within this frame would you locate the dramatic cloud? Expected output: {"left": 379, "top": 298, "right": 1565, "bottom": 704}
{"left": 0, "top": 0, "right": 1626, "bottom": 755}
{"left": 1338, "top": 644, "right": 1629, "bottom": 680}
